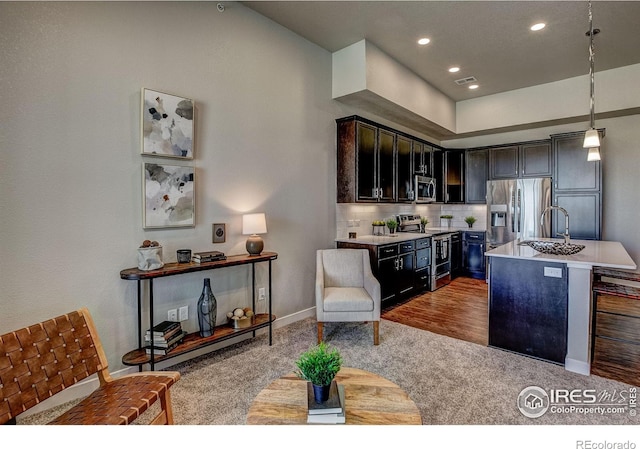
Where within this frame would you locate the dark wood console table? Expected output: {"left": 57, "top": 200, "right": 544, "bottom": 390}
{"left": 120, "top": 252, "right": 277, "bottom": 370}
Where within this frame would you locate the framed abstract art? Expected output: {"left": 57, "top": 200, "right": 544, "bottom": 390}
{"left": 141, "top": 88, "right": 194, "bottom": 159}
{"left": 143, "top": 163, "right": 195, "bottom": 229}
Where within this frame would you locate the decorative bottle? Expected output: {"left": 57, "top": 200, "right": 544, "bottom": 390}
{"left": 197, "top": 278, "right": 217, "bottom": 337}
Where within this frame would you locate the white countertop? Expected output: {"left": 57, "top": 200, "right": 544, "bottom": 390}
{"left": 485, "top": 238, "right": 637, "bottom": 270}
{"left": 336, "top": 227, "right": 471, "bottom": 246}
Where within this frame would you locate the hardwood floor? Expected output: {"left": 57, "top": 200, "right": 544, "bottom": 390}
{"left": 383, "top": 276, "right": 638, "bottom": 386}
{"left": 381, "top": 276, "right": 489, "bottom": 346}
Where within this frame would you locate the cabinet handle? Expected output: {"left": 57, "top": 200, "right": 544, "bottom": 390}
{"left": 399, "top": 258, "right": 404, "bottom": 270}
{"left": 394, "top": 259, "right": 399, "bottom": 271}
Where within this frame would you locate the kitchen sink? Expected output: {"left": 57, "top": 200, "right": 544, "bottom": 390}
{"left": 519, "top": 240, "right": 585, "bottom": 255}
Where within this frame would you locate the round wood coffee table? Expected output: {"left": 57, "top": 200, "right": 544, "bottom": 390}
{"left": 246, "top": 367, "right": 422, "bottom": 425}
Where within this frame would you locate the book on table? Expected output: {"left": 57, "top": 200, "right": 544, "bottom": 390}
{"left": 145, "top": 324, "right": 183, "bottom": 343}
{"left": 145, "top": 330, "right": 186, "bottom": 348}
{"left": 192, "top": 251, "right": 226, "bottom": 263}
{"left": 307, "top": 381, "right": 342, "bottom": 414}
{"left": 145, "top": 331, "right": 187, "bottom": 355}
{"left": 145, "top": 320, "right": 180, "bottom": 337}
{"left": 307, "top": 384, "right": 346, "bottom": 424}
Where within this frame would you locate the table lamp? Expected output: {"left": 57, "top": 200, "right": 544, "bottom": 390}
{"left": 242, "top": 213, "right": 267, "bottom": 256}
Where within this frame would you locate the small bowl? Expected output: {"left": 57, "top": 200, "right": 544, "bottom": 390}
{"left": 176, "top": 249, "right": 192, "bottom": 263}
{"left": 228, "top": 316, "right": 255, "bottom": 329}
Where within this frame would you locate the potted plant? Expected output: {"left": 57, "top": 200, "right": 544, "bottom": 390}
{"left": 372, "top": 220, "right": 385, "bottom": 236}
{"left": 440, "top": 215, "right": 453, "bottom": 228}
{"left": 420, "top": 217, "right": 429, "bottom": 233}
{"left": 386, "top": 218, "right": 398, "bottom": 234}
{"left": 295, "top": 342, "right": 342, "bottom": 403}
{"left": 464, "top": 216, "right": 477, "bottom": 228}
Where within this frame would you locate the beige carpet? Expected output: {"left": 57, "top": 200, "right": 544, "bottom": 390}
{"left": 17, "top": 317, "right": 638, "bottom": 426}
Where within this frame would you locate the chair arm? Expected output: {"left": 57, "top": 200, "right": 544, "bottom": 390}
{"left": 363, "top": 266, "right": 381, "bottom": 319}
{"left": 315, "top": 250, "right": 326, "bottom": 320}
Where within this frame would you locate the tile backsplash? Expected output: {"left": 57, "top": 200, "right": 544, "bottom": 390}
{"left": 336, "top": 203, "right": 487, "bottom": 239}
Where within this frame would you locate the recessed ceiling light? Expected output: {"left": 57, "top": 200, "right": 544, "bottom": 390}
{"left": 448, "top": 67, "right": 460, "bottom": 73}
{"left": 468, "top": 84, "right": 479, "bottom": 90}
{"left": 417, "top": 37, "right": 431, "bottom": 45}
{"left": 531, "top": 23, "right": 546, "bottom": 31}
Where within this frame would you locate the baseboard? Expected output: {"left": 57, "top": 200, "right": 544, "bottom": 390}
{"left": 19, "top": 308, "right": 317, "bottom": 418}
{"left": 564, "top": 357, "right": 591, "bottom": 376}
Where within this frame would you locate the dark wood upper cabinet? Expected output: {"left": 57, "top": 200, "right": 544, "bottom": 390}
{"left": 337, "top": 115, "right": 443, "bottom": 204}
{"left": 396, "top": 135, "right": 414, "bottom": 202}
{"left": 551, "top": 131, "right": 603, "bottom": 240}
{"left": 489, "top": 145, "right": 519, "bottom": 179}
{"left": 465, "top": 149, "right": 488, "bottom": 204}
{"left": 489, "top": 141, "right": 551, "bottom": 179}
{"left": 432, "top": 149, "right": 445, "bottom": 203}
{"left": 445, "top": 150, "right": 465, "bottom": 203}
{"left": 520, "top": 142, "right": 552, "bottom": 178}
{"left": 377, "top": 129, "right": 396, "bottom": 202}
{"left": 355, "top": 121, "right": 377, "bottom": 201}
{"left": 413, "top": 140, "right": 432, "bottom": 176}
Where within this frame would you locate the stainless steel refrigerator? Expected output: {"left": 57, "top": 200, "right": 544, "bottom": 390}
{"left": 486, "top": 177, "right": 552, "bottom": 247}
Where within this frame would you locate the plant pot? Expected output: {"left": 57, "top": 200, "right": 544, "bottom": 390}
{"left": 312, "top": 383, "right": 331, "bottom": 403}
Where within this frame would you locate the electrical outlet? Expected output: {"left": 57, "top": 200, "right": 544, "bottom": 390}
{"left": 179, "top": 306, "right": 188, "bottom": 321}
{"left": 258, "top": 287, "right": 266, "bottom": 301}
{"left": 168, "top": 308, "right": 178, "bottom": 321}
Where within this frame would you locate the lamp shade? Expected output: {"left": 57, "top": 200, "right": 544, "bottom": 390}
{"left": 242, "top": 213, "right": 267, "bottom": 235}
{"left": 587, "top": 146, "right": 601, "bottom": 162}
{"left": 583, "top": 128, "right": 600, "bottom": 148}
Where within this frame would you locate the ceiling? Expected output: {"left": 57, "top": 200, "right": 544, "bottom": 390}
{"left": 242, "top": 1, "right": 640, "bottom": 103}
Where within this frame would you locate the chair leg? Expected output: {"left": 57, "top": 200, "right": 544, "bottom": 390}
{"left": 373, "top": 321, "right": 379, "bottom": 345}
{"left": 317, "top": 322, "right": 323, "bottom": 344}
{"left": 149, "top": 389, "right": 174, "bottom": 425}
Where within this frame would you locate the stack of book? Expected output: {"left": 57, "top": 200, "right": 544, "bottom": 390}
{"left": 192, "top": 251, "right": 226, "bottom": 263}
{"left": 306, "top": 381, "right": 346, "bottom": 424}
{"left": 144, "top": 321, "right": 186, "bottom": 355}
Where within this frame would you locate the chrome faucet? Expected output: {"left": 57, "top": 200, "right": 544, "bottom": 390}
{"left": 540, "top": 206, "right": 571, "bottom": 244}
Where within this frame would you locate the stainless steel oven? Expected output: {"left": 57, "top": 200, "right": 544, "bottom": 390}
{"left": 415, "top": 176, "right": 436, "bottom": 203}
{"left": 432, "top": 233, "right": 452, "bottom": 290}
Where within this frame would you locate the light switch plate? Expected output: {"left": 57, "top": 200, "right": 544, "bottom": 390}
{"left": 212, "top": 223, "right": 226, "bottom": 243}
{"left": 544, "top": 267, "right": 563, "bottom": 278}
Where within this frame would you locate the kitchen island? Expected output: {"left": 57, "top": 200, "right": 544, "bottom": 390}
{"left": 486, "top": 238, "right": 636, "bottom": 375}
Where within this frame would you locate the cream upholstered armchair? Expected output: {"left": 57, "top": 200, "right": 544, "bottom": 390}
{"left": 315, "top": 248, "right": 381, "bottom": 345}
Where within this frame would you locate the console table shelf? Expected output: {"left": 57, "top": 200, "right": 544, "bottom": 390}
{"left": 120, "top": 252, "right": 277, "bottom": 369}
{"left": 122, "top": 313, "right": 275, "bottom": 366}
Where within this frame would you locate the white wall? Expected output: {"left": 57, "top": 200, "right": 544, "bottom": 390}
{"left": 456, "top": 64, "right": 640, "bottom": 134}
{"left": 0, "top": 1, "right": 344, "bottom": 370}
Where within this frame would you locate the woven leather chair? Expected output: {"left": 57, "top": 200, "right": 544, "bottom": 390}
{"left": 316, "top": 248, "right": 381, "bottom": 345}
{"left": 0, "top": 308, "right": 180, "bottom": 425}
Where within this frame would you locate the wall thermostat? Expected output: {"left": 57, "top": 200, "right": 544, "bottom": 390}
{"left": 212, "top": 223, "right": 226, "bottom": 243}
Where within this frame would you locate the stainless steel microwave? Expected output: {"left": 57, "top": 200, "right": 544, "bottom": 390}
{"left": 415, "top": 176, "right": 436, "bottom": 203}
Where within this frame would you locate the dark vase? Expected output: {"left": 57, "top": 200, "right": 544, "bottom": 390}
{"left": 197, "top": 278, "right": 217, "bottom": 337}
{"left": 312, "top": 383, "right": 331, "bottom": 403}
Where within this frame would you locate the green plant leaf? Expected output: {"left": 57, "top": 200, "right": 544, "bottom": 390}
{"left": 294, "top": 342, "right": 343, "bottom": 386}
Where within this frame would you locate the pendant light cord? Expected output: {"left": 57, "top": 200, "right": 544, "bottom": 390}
{"left": 588, "top": 0, "right": 596, "bottom": 129}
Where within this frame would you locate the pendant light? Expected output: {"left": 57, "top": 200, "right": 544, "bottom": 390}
{"left": 583, "top": 0, "right": 601, "bottom": 161}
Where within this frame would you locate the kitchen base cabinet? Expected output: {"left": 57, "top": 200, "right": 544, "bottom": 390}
{"left": 450, "top": 232, "right": 462, "bottom": 279}
{"left": 337, "top": 239, "right": 427, "bottom": 304}
{"left": 489, "top": 257, "right": 568, "bottom": 364}
{"left": 591, "top": 267, "right": 640, "bottom": 385}
{"left": 414, "top": 237, "right": 432, "bottom": 292}
{"left": 463, "top": 231, "right": 486, "bottom": 279}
